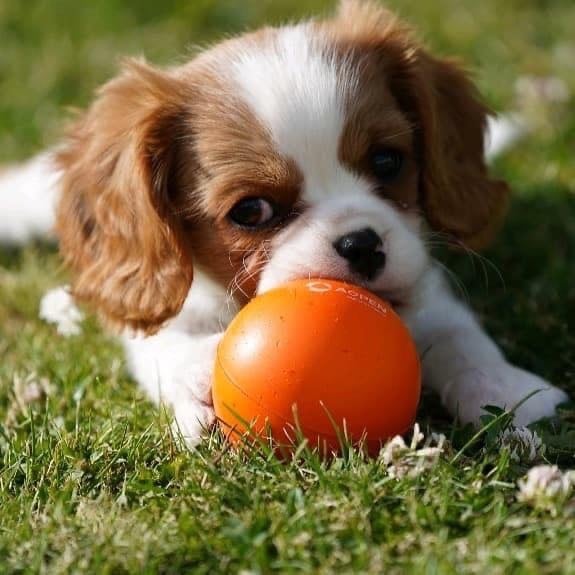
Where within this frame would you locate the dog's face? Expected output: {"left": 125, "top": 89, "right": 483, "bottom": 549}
{"left": 56, "top": 0, "right": 509, "bottom": 333}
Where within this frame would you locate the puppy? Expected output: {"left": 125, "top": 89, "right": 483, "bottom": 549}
{"left": 0, "top": 0, "right": 567, "bottom": 444}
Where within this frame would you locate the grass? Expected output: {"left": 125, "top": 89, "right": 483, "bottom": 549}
{"left": 0, "top": 0, "right": 574, "bottom": 573}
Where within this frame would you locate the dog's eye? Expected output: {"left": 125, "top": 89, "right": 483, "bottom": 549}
{"left": 370, "top": 148, "right": 403, "bottom": 182}
{"left": 228, "top": 197, "right": 276, "bottom": 229}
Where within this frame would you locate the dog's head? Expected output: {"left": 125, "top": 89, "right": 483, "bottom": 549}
{"left": 56, "top": 0, "right": 509, "bottom": 333}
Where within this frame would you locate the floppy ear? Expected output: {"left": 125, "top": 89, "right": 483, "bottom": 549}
{"left": 335, "top": 0, "right": 510, "bottom": 249}
{"left": 404, "top": 54, "right": 510, "bottom": 248}
{"left": 56, "top": 59, "right": 193, "bottom": 333}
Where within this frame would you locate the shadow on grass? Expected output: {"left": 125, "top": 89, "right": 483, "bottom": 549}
{"left": 433, "top": 186, "right": 575, "bottom": 411}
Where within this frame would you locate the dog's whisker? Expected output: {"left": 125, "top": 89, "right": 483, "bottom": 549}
{"left": 433, "top": 259, "right": 470, "bottom": 305}
{"left": 458, "top": 242, "right": 506, "bottom": 292}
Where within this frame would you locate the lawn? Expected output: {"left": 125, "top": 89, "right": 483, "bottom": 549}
{"left": 1, "top": 0, "right": 574, "bottom": 573}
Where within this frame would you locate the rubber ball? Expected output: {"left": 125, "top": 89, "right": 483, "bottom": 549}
{"left": 213, "top": 279, "right": 421, "bottom": 456}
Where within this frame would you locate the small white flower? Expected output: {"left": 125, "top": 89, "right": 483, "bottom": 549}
{"left": 380, "top": 435, "right": 408, "bottom": 466}
{"left": 379, "top": 424, "right": 447, "bottom": 479}
{"left": 116, "top": 493, "right": 129, "bottom": 508}
{"left": 73, "top": 384, "right": 86, "bottom": 404}
{"left": 518, "top": 465, "right": 575, "bottom": 509}
{"left": 39, "top": 285, "right": 84, "bottom": 337}
{"left": 409, "top": 422, "right": 425, "bottom": 449}
{"left": 498, "top": 427, "right": 546, "bottom": 462}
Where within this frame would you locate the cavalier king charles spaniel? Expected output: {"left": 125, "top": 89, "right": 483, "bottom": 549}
{"left": 0, "top": 0, "right": 567, "bottom": 444}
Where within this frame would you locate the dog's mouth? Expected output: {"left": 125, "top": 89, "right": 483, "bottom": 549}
{"left": 298, "top": 273, "right": 408, "bottom": 311}
{"left": 331, "top": 275, "right": 408, "bottom": 310}
{"left": 255, "top": 270, "right": 410, "bottom": 312}
{"left": 373, "top": 290, "right": 407, "bottom": 311}
{"left": 353, "top": 281, "right": 409, "bottom": 311}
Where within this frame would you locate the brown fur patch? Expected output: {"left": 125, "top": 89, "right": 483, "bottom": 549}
{"left": 335, "top": 45, "right": 419, "bottom": 210}
{"left": 176, "top": 55, "right": 304, "bottom": 302}
{"left": 56, "top": 60, "right": 194, "bottom": 333}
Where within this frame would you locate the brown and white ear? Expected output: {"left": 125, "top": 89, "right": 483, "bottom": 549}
{"left": 410, "top": 54, "right": 510, "bottom": 249}
{"left": 56, "top": 59, "right": 193, "bottom": 334}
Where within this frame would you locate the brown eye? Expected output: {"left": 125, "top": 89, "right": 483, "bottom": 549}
{"left": 228, "top": 197, "right": 276, "bottom": 229}
{"left": 370, "top": 148, "right": 403, "bottom": 183}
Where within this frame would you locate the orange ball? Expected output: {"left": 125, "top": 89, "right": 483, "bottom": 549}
{"left": 213, "top": 279, "right": 421, "bottom": 456}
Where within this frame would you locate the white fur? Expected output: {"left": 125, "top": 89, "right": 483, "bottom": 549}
{"left": 122, "top": 271, "right": 235, "bottom": 445}
{"left": 0, "top": 152, "right": 60, "bottom": 244}
{"left": 229, "top": 25, "right": 363, "bottom": 203}
{"left": 125, "top": 329, "right": 221, "bottom": 444}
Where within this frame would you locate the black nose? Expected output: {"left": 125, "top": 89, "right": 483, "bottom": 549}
{"left": 333, "top": 228, "right": 386, "bottom": 280}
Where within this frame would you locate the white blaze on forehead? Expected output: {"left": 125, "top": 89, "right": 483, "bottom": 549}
{"left": 228, "top": 24, "right": 365, "bottom": 199}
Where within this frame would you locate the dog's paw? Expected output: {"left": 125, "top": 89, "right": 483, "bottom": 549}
{"left": 167, "top": 333, "right": 222, "bottom": 446}
{"left": 441, "top": 363, "right": 569, "bottom": 427}
{"left": 126, "top": 331, "right": 222, "bottom": 446}
{"left": 505, "top": 366, "right": 569, "bottom": 426}
{"left": 172, "top": 399, "right": 215, "bottom": 447}
{"left": 169, "top": 333, "right": 222, "bottom": 406}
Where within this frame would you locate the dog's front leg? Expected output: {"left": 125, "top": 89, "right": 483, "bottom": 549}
{"left": 123, "top": 329, "right": 222, "bottom": 446}
{"left": 403, "top": 267, "right": 568, "bottom": 426}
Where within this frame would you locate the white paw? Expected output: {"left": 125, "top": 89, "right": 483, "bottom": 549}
{"left": 441, "top": 364, "right": 568, "bottom": 427}
{"left": 172, "top": 400, "right": 215, "bottom": 447}
{"left": 167, "top": 333, "right": 222, "bottom": 446}
{"left": 168, "top": 333, "right": 222, "bottom": 406}
{"left": 125, "top": 331, "right": 222, "bottom": 447}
